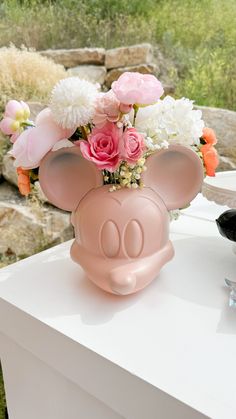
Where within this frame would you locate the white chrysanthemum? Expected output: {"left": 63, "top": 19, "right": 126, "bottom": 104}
{"left": 50, "top": 77, "right": 99, "bottom": 129}
{"left": 135, "top": 96, "right": 204, "bottom": 148}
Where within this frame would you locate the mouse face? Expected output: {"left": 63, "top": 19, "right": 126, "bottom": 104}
{"left": 39, "top": 144, "right": 203, "bottom": 294}
{"left": 73, "top": 185, "right": 169, "bottom": 259}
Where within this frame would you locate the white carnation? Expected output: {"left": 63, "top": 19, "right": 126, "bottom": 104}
{"left": 50, "top": 77, "right": 99, "bottom": 129}
{"left": 135, "top": 96, "right": 204, "bottom": 148}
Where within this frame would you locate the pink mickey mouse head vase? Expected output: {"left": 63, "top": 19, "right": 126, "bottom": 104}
{"left": 39, "top": 144, "right": 203, "bottom": 295}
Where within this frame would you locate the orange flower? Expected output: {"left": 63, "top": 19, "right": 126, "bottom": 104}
{"left": 201, "top": 144, "right": 219, "bottom": 177}
{"left": 17, "top": 167, "right": 31, "bottom": 196}
{"left": 202, "top": 127, "right": 217, "bottom": 145}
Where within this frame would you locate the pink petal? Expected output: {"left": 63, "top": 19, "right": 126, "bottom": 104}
{"left": 27, "top": 122, "right": 67, "bottom": 164}
{"left": 12, "top": 122, "right": 66, "bottom": 169}
{"left": 119, "top": 103, "right": 132, "bottom": 113}
{"left": 35, "top": 108, "right": 53, "bottom": 126}
{"left": 36, "top": 108, "right": 75, "bottom": 138}
{"left": 5, "top": 100, "right": 23, "bottom": 118}
{"left": 10, "top": 132, "right": 21, "bottom": 143}
{"left": 20, "top": 101, "right": 30, "bottom": 114}
{"left": 80, "top": 140, "right": 92, "bottom": 160}
{"left": 0, "top": 117, "right": 15, "bottom": 135}
{"left": 61, "top": 126, "right": 75, "bottom": 139}
{"left": 12, "top": 130, "right": 34, "bottom": 168}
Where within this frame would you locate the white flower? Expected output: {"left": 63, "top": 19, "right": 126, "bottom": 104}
{"left": 144, "top": 136, "right": 169, "bottom": 151}
{"left": 50, "top": 77, "right": 98, "bottom": 130}
{"left": 135, "top": 96, "right": 204, "bottom": 148}
{"left": 52, "top": 139, "right": 74, "bottom": 151}
{"left": 121, "top": 113, "right": 133, "bottom": 128}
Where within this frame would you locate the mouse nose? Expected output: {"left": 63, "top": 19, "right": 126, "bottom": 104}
{"left": 109, "top": 268, "right": 136, "bottom": 295}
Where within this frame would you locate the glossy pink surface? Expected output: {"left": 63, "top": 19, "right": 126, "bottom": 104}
{"left": 39, "top": 145, "right": 203, "bottom": 295}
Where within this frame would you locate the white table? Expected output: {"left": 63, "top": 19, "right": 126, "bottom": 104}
{"left": 0, "top": 194, "right": 235, "bottom": 419}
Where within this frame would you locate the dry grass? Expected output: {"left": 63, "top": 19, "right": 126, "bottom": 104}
{"left": 0, "top": 45, "right": 67, "bottom": 113}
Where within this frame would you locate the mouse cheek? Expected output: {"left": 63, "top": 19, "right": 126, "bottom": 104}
{"left": 74, "top": 192, "right": 120, "bottom": 256}
{"left": 134, "top": 203, "right": 169, "bottom": 257}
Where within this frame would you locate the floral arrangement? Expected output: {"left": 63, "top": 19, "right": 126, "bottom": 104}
{"left": 0, "top": 72, "right": 219, "bottom": 197}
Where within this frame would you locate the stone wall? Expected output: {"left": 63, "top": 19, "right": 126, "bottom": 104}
{"left": 40, "top": 43, "right": 175, "bottom": 93}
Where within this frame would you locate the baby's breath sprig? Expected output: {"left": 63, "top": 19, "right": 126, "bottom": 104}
{"left": 103, "top": 157, "right": 147, "bottom": 192}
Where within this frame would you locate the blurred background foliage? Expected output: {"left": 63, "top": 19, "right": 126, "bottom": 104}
{"left": 0, "top": 0, "right": 235, "bottom": 110}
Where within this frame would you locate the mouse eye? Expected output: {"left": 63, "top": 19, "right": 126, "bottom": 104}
{"left": 124, "top": 220, "right": 143, "bottom": 258}
{"left": 101, "top": 220, "right": 120, "bottom": 257}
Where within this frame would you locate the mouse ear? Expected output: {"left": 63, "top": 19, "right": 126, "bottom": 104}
{"left": 39, "top": 146, "right": 103, "bottom": 211}
{"left": 142, "top": 144, "right": 203, "bottom": 210}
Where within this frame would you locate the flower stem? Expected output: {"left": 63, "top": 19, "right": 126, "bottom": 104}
{"left": 21, "top": 121, "right": 35, "bottom": 128}
{"left": 133, "top": 104, "right": 139, "bottom": 126}
{"left": 81, "top": 125, "right": 88, "bottom": 140}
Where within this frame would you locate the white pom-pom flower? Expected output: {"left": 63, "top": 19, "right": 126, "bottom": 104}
{"left": 135, "top": 96, "right": 204, "bottom": 148}
{"left": 50, "top": 77, "right": 99, "bottom": 130}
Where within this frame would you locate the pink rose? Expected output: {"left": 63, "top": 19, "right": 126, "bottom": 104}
{"left": 93, "top": 91, "right": 132, "bottom": 129}
{"left": 120, "top": 128, "right": 146, "bottom": 164}
{"left": 12, "top": 108, "right": 74, "bottom": 169}
{"left": 93, "top": 91, "right": 120, "bottom": 128}
{"left": 112, "top": 72, "right": 164, "bottom": 105}
{"left": 119, "top": 103, "right": 132, "bottom": 114}
{"left": 80, "top": 122, "right": 121, "bottom": 172}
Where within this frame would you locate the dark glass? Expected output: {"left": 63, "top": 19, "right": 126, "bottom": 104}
{"left": 216, "top": 210, "right": 236, "bottom": 242}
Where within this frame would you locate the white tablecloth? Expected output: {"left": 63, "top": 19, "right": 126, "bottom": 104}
{"left": 0, "top": 194, "right": 235, "bottom": 419}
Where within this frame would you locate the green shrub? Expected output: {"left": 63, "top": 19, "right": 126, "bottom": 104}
{"left": 155, "top": 0, "right": 236, "bottom": 109}
{"left": 176, "top": 48, "right": 236, "bottom": 109}
{"left": 0, "top": 0, "right": 235, "bottom": 109}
